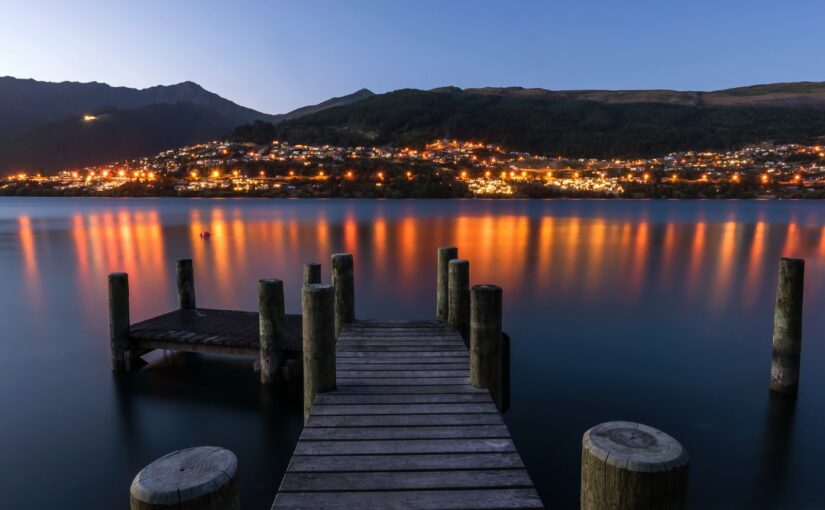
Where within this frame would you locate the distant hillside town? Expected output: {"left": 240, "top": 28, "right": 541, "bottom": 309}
{"left": 3, "top": 139, "right": 825, "bottom": 199}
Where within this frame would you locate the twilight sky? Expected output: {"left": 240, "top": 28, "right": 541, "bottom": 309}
{"left": 2, "top": 0, "right": 824, "bottom": 114}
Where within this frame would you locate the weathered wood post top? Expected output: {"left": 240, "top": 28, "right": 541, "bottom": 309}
{"left": 581, "top": 421, "right": 689, "bottom": 510}
{"left": 437, "top": 246, "right": 458, "bottom": 321}
{"left": 448, "top": 258, "right": 470, "bottom": 343}
{"left": 259, "top": 278, "right": 286, "bottom": 384}
{"left": 303, "top": 262, "right": 322, "bottom": 285}
{"left": 470, "top": 284, "right": 502, "bottom": 391}
{"left": 302, "top": 283, "right": 336, "bottom": 422}
{"left": 130, "top": 446, "right": 239, "bottom": 510}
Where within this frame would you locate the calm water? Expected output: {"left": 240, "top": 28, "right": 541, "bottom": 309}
{"left": 1, "top": 197, "right": 824, "bottom": 509}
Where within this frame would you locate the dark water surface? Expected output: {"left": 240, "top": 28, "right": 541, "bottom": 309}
{"left": 1, "top": 197, "right": 824, "bottom": 509}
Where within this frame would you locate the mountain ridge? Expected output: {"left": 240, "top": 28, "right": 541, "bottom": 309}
{"left": 0, "top": 77, "right": 372, "bottom": 172}
{"left": 232, "top": 85, "right": 825, "bottom": 158}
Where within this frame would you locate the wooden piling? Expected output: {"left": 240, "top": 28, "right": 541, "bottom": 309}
{"left": 130, "top": 446, "right": 239, "bottom": 510}
{"left": 176, "top": 259, "right": 196, "bottom": 309}
{"left": 470, "top": 284, "right": 502, "bottom": 390}
{"left": 770, "top": 258, "right": 805, "bottom": 395}
{"left": 302, "top": 283, "right": 336, "bottom": 422}
{"left": 108, "top": 272, "right": 131, "bottom": 372}
{"left": 259, "top": 279, "right": 285, "bottom": 384}
{"left": 436, "top": 246, "right": 458, "bottom": 321}
{"left": 448, "top": 259, "right": 470, "bottom": 342}
{"left": 581, "top": 421, "right": 689, "bottom": 510}
{"left": 303, "top": 262, "right": 322, "bottom": 285}
{"left": 331, "top": 253, "right": 354, "bottom": 337}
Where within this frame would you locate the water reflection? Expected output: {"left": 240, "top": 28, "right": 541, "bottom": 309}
{"left": 14, "top": 202, "right": 825, "bottom": 318}
{"left": 5, "top": 198, "right": 825, "bottom": 509}
{"left": 757, "top": 393, "right": 797, "bottom": 508}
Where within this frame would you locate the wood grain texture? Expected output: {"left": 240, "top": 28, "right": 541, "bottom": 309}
{"left": 581, "top": 421, "right": 689, "bottom": 510}
{"left": 272, "top": 320, "right": 542, "bottom": 509}
{"left": 130, "top": 446, "right": 239, "bottom": 510}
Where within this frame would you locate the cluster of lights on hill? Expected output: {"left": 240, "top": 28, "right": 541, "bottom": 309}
{"left": 4, "top": 139, "right": 825, "bottom": 197}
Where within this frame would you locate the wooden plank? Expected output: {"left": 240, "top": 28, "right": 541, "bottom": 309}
{"left": 131, "top": 338, "right": 259, "bottom": 356}
{"left": 272, "top": 320, "right": 541, "bottom": 509}
{"left": 333, "top": 385, "right": 486, "bottom": 395}
{"left": 336, "top": 363, "right": 469, "bottom": 370}
{"left": 272, "top": 488, "right": 543, "bottom": 509}
{"left": 336, "top": 369, "right": 470, "bottom": 378}
{"left": 286, "top": 453, "right": 526, "bottom": 473}
{"left": 300, "top": 425, "right": 510, "bottom": 441}
{"left": 314, "top": 393, "right": 491, "bottom": 405}
{"left": 293, "top": 438, "right": 517, "bottom": 455}
{"left": 336, "top": 377, "right": 470, "bottom": 386}
{"left": 310, "top": 403, "right": 498, "bottom": 415}
{"left": 336, "top": 351, "right": 468, "bottom": 358}
{"left": 279, "top": 469, "right": 533, "bottom": 492}
{"left": 306, "top": 413, "right": 503, "bottom": 427}
{"left": 337, "top": 339, "right": 465, "bottom": 345}
{"left": 336, "top": 346, "right": 468, "bottom": 352}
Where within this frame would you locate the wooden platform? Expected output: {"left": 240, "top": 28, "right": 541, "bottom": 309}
{"left": 129, "top": 308, "right": 302, "bottom": 357}
{"left": 272, "top": 320, "right": 543, "bottom": 509}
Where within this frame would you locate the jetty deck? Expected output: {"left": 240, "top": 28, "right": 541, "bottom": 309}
{"left": 272, "top": 320, "right": 543, "bottom": 509}
{"left": 128, "top": 308, "right": 302, "bottom": 356}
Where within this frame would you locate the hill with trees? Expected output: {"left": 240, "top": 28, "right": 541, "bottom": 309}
{"left": 233, "top": 85, "right": 825, "bottom": 158}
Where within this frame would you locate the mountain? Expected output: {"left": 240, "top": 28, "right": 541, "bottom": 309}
{"left": 435, "top": 82, "right": 825, "bottom": 109}
{"left": 0, "top": 77, "right": 278, "bottom": 134}
{"left": 0, "top": 77, "right": 372, "bottom": 172}
{"left": 273, "top": 88, "right": 375, "bottom": 122}
{"left": 0, "top": 102, "right": 232, "bottom": 172}
{"left": 232, "top": 83, "right": 825, "bottom": 158}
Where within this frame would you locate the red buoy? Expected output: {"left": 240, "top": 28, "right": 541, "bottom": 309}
{"left": 200, "top": 231, "right": 211, "bottom": 239}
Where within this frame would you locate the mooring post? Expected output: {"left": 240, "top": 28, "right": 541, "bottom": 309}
{"left": 770, "top": 257, "right": 805, "bottom": 395}
{"left": 331, "top": 253, "right": 354, "bottom": 337}
{"left": 470, "top": 284, "right": 502, "bottom": 390}
{"left": 302, "top": 283, "right": 336, "bottom": 422}
{"left": 448, "top": 259, "right": 470, "bottom": 342}
{"left": 109, "top": 272, "right": 131, "bottom": 372}
{"left": 303, "top": 262, "right": 322, "bottom": 285}
{"left": 259, "top": 279, "right": 285, "bottom": 384}
{"left": 436, "top": 246, "right": 458, "bottom": 321}
{"left": 581, "top": 421, "right": 689, "bottom": 509}
{"left": 130, "top": 446, "right": 240, "bottom": 510}
{"left": 176, "top": 258, "right": 196, "bottom": 309}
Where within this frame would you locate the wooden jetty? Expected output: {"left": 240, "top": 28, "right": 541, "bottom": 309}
{"left": 117, "top": 247, "right": 739, "bottom": 509}
{"left": 272, "top": 318, "right": 542, "bottom": 509}
{"left": 108, "top": 258, "right": 310, "bottom": 382}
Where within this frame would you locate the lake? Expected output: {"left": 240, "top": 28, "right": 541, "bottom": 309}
{"left": 0, "top": 197, "right": 824, "bottom": 509}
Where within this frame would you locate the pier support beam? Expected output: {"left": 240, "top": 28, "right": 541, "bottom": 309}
{"left": 303, "top": 262, "right": 322, "bottom": 285}
{"left": 436, "top": 246, "right": 458, "bottom": 321}
{"left": 770, "top": 258, "right": 805, "bottom": 395}
{"left": 302, "top": 284, "right": 336, "bottom": 422}
{"left": 259, "top": 279, "right": 285, "bottom": 384}
{"left": 176, "top": 259, "right": 196, "bottom": 309}
{"left": 581, "top": 421, "right": 689, "bottom": 510}
{"left": 109, "top": 272, "right": 131, "bottom": 372}
{"left": 470, "top": 284, "right": 502, "bottom": 391}
{"left": 332, "top": 253, "right": 354, "bottom": 337}
{"left": 448, "top": 259, "right": 470, "bottom": 343}
{"left": 130, "top": 446, "right": 239, "bottom": 510}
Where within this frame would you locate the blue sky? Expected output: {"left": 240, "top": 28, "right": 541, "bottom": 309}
{"left": 2, "top": 0, "right": 824, "bottom": 113}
